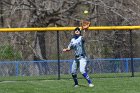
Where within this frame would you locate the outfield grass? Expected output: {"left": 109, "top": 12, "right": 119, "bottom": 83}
{"left": 0, "top": 72, "right": 140, "bottom": 81}
{"left": 0, "top": 77, "right": 140, "bottom": 93}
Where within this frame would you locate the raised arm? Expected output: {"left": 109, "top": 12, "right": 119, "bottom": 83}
{"left": 82, "top": 29, "right": 87, "bottom": 38}
{"left": 81, "top": 20, "right": 91, "bottom": 38}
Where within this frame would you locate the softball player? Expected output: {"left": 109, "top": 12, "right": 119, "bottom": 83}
{"left": 63, "top": 27, "right": 94, "bottom": 87}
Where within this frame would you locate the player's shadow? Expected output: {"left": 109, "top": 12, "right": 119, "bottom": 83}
{"left": 79, "top": 84, "right": 88, "bottom": 87}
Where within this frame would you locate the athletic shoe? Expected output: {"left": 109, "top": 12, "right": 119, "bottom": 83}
{"left": 74, "top": 85, "right": 79, "bottom": 87}
{"left": 89, "top": 84, "right": 94, "bottom": 87}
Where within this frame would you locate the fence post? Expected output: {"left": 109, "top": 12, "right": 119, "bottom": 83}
{"left": 15, "top": 62, "right": 19, "bottom": 76}
{"left": 69, "top": 60, "right": 72, "bottom": 74}
{"left": 57, "top": 31, "right": 60, "bottom": 80}
{"left": 125, "top": 59, "right": 128, "bottom": 73}
{"left": 129, "top": 30, "right": 134, "bottom": 77}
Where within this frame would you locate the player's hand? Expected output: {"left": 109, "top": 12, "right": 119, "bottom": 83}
{"left": 63, "top": 49, "right": 67, "bottom": 52}
{"left": 63, "top": 48, "right": 70, "bottom": 52}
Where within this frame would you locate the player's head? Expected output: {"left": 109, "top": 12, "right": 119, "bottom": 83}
{"left": 73, "top": 27, "right": 81, "bottom": 39}
{"left": 74, "top": 27, "right": 81, "bottom": 35}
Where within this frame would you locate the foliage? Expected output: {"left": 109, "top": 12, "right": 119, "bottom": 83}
{"left": 0, "top": 45, "right": 22, "bottom": 60}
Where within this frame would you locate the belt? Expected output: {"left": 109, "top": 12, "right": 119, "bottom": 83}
{"left": 75, "top": 54, "right": 85, "bottom": 58}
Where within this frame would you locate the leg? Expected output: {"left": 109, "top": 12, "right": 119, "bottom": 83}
{"left": 71, "top": 60, "right": 79, "bottom": 86}
{"left": 79, "top": 58, "right": 93, "bottom": 86}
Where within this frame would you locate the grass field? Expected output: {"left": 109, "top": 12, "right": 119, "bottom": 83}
{"left": 0, "top": 77, "right": 140, "bottom": 93}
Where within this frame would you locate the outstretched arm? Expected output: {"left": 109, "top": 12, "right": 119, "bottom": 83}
{"left": 63, "top": 39, "right": 73, "bottom": 52}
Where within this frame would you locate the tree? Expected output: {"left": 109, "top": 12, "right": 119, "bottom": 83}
{"left": 1, "top": 0, "right": 140, "bottom": 60}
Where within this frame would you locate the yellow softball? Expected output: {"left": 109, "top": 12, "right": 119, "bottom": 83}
{"left": 84, "top": 10, "right": 89, "bottom": 14}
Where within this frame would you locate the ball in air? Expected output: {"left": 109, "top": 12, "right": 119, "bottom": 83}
{"left": 84, "top": 10, "right": 89, "bottom": 14}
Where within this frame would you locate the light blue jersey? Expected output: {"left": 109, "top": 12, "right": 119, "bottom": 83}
{"left": 68, "top": 36, "right": 86, "bottom": 57}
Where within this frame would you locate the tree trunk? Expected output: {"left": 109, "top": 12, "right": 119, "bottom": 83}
{"left": 0, "top": 0, "right": 4, "bottom": 27}
{"left": 34, "top": 31, "right": 49, "bottom": 75}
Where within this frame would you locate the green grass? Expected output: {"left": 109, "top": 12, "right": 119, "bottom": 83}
{"left": 0, "top": 77, "right": 140, "bottom": 93}
{"left": 0, "top": 72, "right": 139, "bottom": 81}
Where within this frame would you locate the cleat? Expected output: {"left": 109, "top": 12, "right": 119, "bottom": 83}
{"left": 89, "top": 84, "right": 94, "bottom": 87}
{"left": 74, "top": 85, "right": 79, "bottom": 87}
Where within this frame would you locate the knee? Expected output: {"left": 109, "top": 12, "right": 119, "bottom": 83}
{"left": 71, "top": 69, "right": 77, "bottom": 74}
{"left": 72, "top": 73, "right": 77, "bottom": 78}
{"left": 80, "top": 68, "right": 86, "bottom": 74}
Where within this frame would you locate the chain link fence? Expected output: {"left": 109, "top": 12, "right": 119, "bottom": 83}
{"left": 0, "top": 30, "right": 140, "bottom": 81}
{"left": 0, "top": 58, "right": 140, "bottom": 81}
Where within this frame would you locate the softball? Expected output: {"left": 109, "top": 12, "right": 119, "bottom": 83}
{"left": 84, "top": 10, "right": 89, "bottom": 14}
